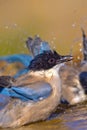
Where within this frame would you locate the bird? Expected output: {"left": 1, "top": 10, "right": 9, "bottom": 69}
{"left": 81, "top": 28, "right": 87, "bottom": 63}
{"left": 59, "top": 65, "right": 86, "bottom": 105}
{"left": 77, "top": 29, "right": 87, "bottom": 96}
{"left": 59, "top": 29, "right": 87, "bottom": 105}
{"left": 78, "top": 28, "right": 87, "bottom": 71}
{"left": 26, "top": 36, "right": 87, "bottom": 105}
{"left": 0, "top": 35, "right": 86, "bottom": 105}
{"left": 14, "top": 36, "right": 51, "bottom": 78}
{"left": 16, "top": 35, "right": 87, "bottom": 105}
{"left": 0, "top": 36, "right": 51, "bottom": 78}
{"left": 0, "top": 50, "right": 73, "bottom": 128}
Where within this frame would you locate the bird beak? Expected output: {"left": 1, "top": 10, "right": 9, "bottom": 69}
{"left": 56, "top": 55, "right": 73, "bottom": 64}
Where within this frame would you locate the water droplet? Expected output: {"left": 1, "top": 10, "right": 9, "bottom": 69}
{"left": 14, "top": 23, "right": 17, "bottom": 27}
{"left": 36, "top": 34, "right": 40, "bottom": 37}
{"left": 72, "top": 23, "right": 76, "bottom": 28}
{"left": 79, "top": 43, "right": 82, "bottom": 46}
{"left": 80, "top": 48, "right": 82, "bottom": 52}
{"left": 51, "top": 41, "right": 54, "bottom": 44}
{"left": 53, "top": 37, "right": 56, "bottom": 40}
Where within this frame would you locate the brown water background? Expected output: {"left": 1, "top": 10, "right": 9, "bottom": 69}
{"left": 0, "top": 0, "right": 87, "bottom": 56}
{"left": 0, "top": 1, "right": 87, "bottom": 130}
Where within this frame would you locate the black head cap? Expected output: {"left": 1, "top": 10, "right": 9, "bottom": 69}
{"left": 28, "top": 50, "right": 73, "bottom": 71}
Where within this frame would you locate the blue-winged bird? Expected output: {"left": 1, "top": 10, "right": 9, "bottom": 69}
{"left": 26, "top": 36, "right": 87, "bottom": 105}
{"left": 0, "top": 50, "right": 72, "bottom": 128}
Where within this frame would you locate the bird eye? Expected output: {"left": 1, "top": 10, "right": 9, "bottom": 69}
{"left": 48, "top": 58, "right": 55, "bottom": 64}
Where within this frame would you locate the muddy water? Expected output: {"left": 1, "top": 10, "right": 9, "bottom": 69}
{"left": 0, "top": 1, "right": 87, "bottom": 130}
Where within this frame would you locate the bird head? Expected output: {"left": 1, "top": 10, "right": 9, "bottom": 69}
{"left": 28, "top": 50, "right": 73, "bottom": 72}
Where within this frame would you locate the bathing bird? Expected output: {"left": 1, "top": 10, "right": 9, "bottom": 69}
{"left": 79, "top": 28, "right": 87, "bottom": 71}
{"left": 81, "top": 28, "right": 87, "bottom": 63}
{"left": 60, "top": 65, "right": 86, "bottom": 105}
{"left": 0, "top": 35, "right": 85, "bottom": 105}
{"left": 78, "top": 29, "right": 87, "bottom": 95}
{"left": 26, "top": 36, "right": 87, "bottom": 105}
{"left": 0, "top": 50, "right": 72, "bottom": 128}
{"left": 0, "top": 36, "right": 51, "bottom": 78}
{"left": 59, "top": 29, "right": 87, "bottom": 105}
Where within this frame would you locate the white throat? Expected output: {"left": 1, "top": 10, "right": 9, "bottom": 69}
{"left": 30, "top": 63, "right": 64, "bottom": 78}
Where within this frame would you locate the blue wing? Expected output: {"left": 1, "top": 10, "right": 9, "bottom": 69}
{"left": 0, "top": 82, "right": 52, "bottom": 102}
{"left": 0, "top": 54, "right": 32, "bottom": 67}
{"left": 1, "top": 88, "right": 30, "bottom": 101}
{"left": 0, "top": 54, "right": 33, "bottom": 78}
{"left": 14, "top": 39, "right": 52, "bottom": 77}
{"left": 0, "top": 37, "right": 51, "bottom": 78}
{"left": 26, "top": 36, "right": 51, "bottom": 56}
{"left": 31, "top": 41, "right": 52, "bottom": 56}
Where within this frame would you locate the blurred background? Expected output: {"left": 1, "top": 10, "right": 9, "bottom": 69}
{"left": 0, "top": 0, "right": 87, "bottom": 58}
